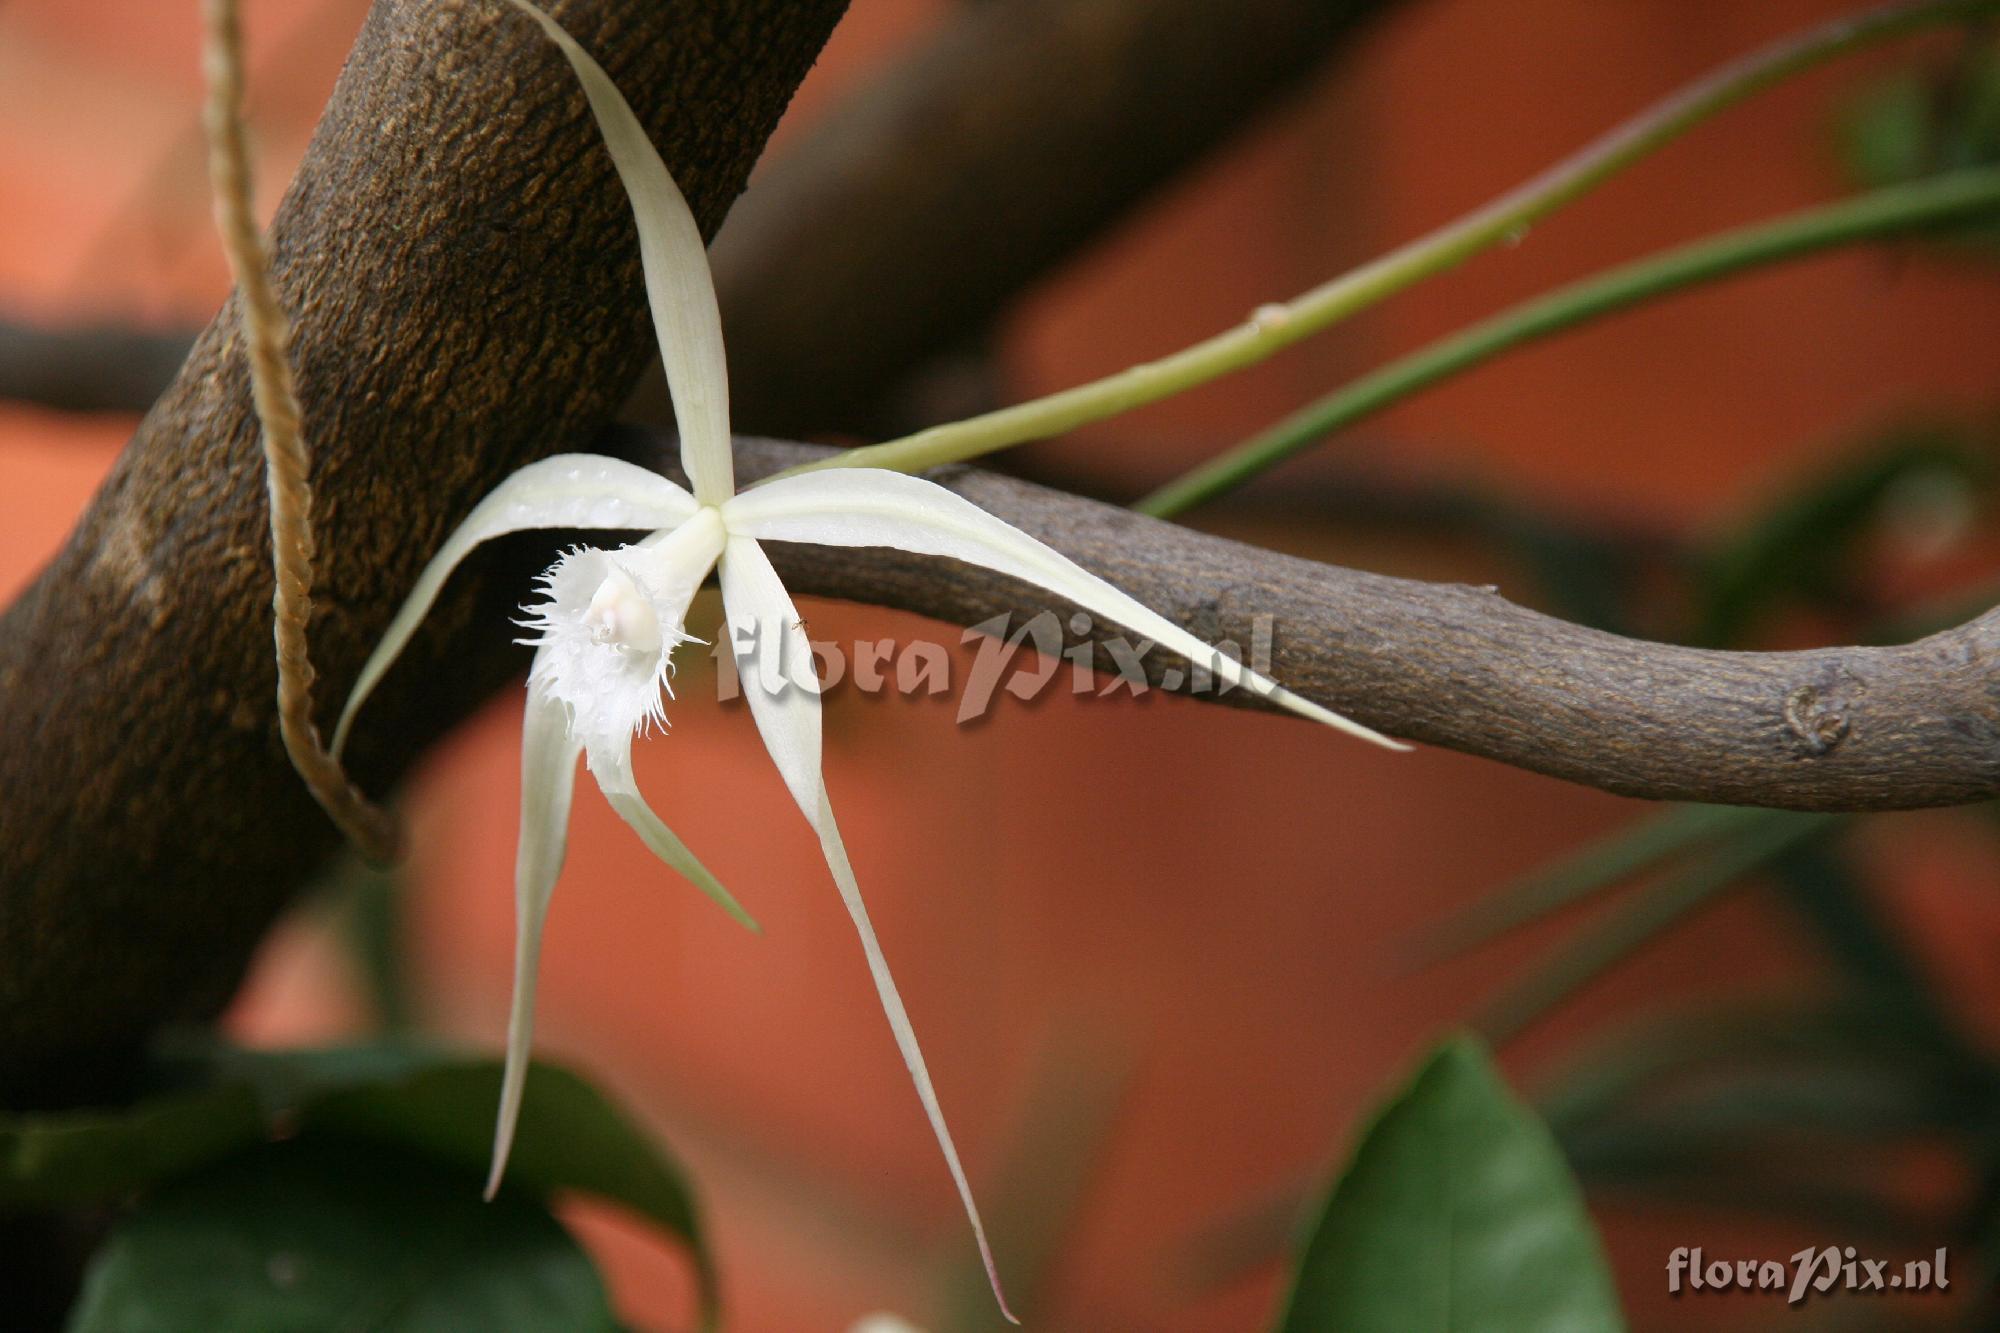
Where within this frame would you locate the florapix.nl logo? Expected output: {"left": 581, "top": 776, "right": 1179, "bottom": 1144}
{"left": 711, "top": 608, "right": 1285, "bottom": 723}
{"left": 1668, "top": 1246, "right": 1950, "bottom": 1307}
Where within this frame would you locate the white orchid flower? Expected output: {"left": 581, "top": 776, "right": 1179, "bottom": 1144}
{"left": 334, "top": 0, "right": 1405, "bottom": 1318}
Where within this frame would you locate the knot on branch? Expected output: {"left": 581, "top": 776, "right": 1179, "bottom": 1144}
{"left": 1783, "top": 681, "right": 1853, "bottom": 758}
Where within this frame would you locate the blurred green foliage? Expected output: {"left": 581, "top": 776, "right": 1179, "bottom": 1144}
{"left": 1839, "top": 38, "right": 2000, "bottom": 248}
{"left": 2, "top": 1041, "right": 712, "bottom": 1331}
{"left": 66, "top": 1140, "right": 621, "bottom": 1333}
{"left": 1277, "top": 1036, "right": 1623, "bottom": 1332}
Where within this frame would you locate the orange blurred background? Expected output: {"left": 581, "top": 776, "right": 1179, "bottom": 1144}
{"left": 3, "top": 1, "right": 1999, "bottom": 1328}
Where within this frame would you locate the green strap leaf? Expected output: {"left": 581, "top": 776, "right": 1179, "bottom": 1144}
{"left": 1276, "top": 1035, "right": 1623, "bottom": 1333}
{"left": 1411, "top": 803, "right": 1763, "bottom": 964}
{"left": 1474, "top": 812, "right": 1842, "bottom": 1044}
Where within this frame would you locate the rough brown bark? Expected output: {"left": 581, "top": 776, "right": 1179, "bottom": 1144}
{"left": 0, "top": 0, "right": 847, "bottom": 1097}
{"left": 0, "top": 0, "right": 1404, "bottom": 432}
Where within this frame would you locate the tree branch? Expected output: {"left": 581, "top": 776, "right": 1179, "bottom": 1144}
{"left": 0, "top": 0, "right": 848, "bottom": 1096}
{"left": 0, "top": 0, "right": 1407, "bottom": 426}
{"left": 5, "top": 0, "right": 1992, "bottom": 1097}
{"left": 699, "top": 436, "right": 2000, "bottom": 815}
{"left": 0, "top": 318, "right": 192, "bottom": 416}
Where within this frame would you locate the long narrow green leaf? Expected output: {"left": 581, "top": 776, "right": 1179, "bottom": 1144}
{"left": 1141, "top": 169, "right": 2000, "bottom": 517}
{"left": 1694, "top": 428, "right": 1989, "bottom": 646}
{"left": 1475, "top": 813, "right": 1843, "bottom": 1043}
{"left": 1770, "top": 839, "right": 1988, "bottom": 1074}
{"left": 1411, "top": 804, "right": 1762, "bottom": 965}
{"left": 936, "top": 1028, "right": 1134, "bottom": 1333}
{"left": 1534, "top": 997, "right": 1956, "bottom": 1137}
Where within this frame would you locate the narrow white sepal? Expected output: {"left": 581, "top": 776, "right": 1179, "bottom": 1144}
{"left": 500, "top": 0, "right": 736, "bottom": 505}
{"left": 725, "top": 470, "right": 1408, "bottom": 751}
{"left": 716, "top": 536, "right": 1017, "bottom": 1323}
{"left": 589, "top": 734, "right": 759, "bottom": 933}
{"left": 714, "top": 536, "right": 823, "bottom": 818}
{"left": 487, "top": 671, "right": 585, "bottom": 1200}
{"left": 333, "top": 453, "right": 697, "bottom": 757}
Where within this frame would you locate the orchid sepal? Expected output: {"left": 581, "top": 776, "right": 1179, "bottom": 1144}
{"left": 723, "top": 468, "right": 1406, "bottom": 750}
{"left": 333, "top": 452, "right": 697, "bottom": 756}
{"left": 497, "top": 0, "right": 734, "bottom": 505}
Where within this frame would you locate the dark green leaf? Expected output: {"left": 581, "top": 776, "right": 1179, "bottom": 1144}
{"left": 180, "top": 1038, "right": 449, "bottom": 1116}
{"left": 4, "top": 1039, "right": 712, "bottom": 1322}
{"left": 1769, "top": 840, "right": 1990, "bottom": 1077}
{"left": 300, "top": 1059, "right": 714, "bottom": 1322}
{"left": 1535, "top": 996, "right": 1958, "bottom": 1138}
{"left": 0, "top": 1084, "right": 264, "bottom": 1208}
{"left": 1276, "top": 1036, "right": 1623, "bottom": 1333}
{"left": 66, "top": 1139, "right": 617, "bottom": 1333}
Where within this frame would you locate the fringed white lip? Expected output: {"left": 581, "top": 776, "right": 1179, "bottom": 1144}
{"left": 336, "top": 2, "right": 1408, "bottom": 1322}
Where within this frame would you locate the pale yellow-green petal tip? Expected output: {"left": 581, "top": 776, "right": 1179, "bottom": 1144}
{"left": 1270, "top": 685, "right": 1410, "bottom": 752}
{"left": 706, "top": 879, "right": 762, "bottom": 935}
{"left": 483, "top": 1129, "right": 511, "bottom": 1202}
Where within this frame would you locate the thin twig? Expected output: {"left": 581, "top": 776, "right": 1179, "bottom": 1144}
{"left": 802, "top": 0, "right": 2000, "bottom": 479}
{"left": 1138, "top": 166, "right": 2000, "bottom": 516}
{"left": 201, "top": 0, "right": 397, "bottom": 863}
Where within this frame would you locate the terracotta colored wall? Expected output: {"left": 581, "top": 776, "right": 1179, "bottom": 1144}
{"left": 3, "top": 2, "right": 1997, "bottom": 1329}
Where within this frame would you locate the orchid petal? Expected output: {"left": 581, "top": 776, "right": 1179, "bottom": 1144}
{"left": 725, "top": 470, "right": 1406, "bottom": 750}
{"left": 487, "top": 667, "right": 584, "bottom": 1199}
{"left": 588, "top": 733, "right": 759, "bottom": 933}
{"left": 501, "top": 0, "right": 734, "bottom": 505}
{"left": 333, "top": 453, "right": 696, "bottom": 757}
{"left": 717, "top": 536, "right": 1016, "bottom": 1323}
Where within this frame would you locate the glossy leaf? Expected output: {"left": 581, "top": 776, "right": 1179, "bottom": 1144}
{"left": 67, "top": 1140, "right": 617, "bottom": 1333}
{"left": 21, "top": 1040, "right": 712, "bottom": 1322}
{"left": 1276, "top": 1036, "right": 1623, "bottom": 1332}
{"left": 298, "top": 1057, "right": 714, "bottom": 1322}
